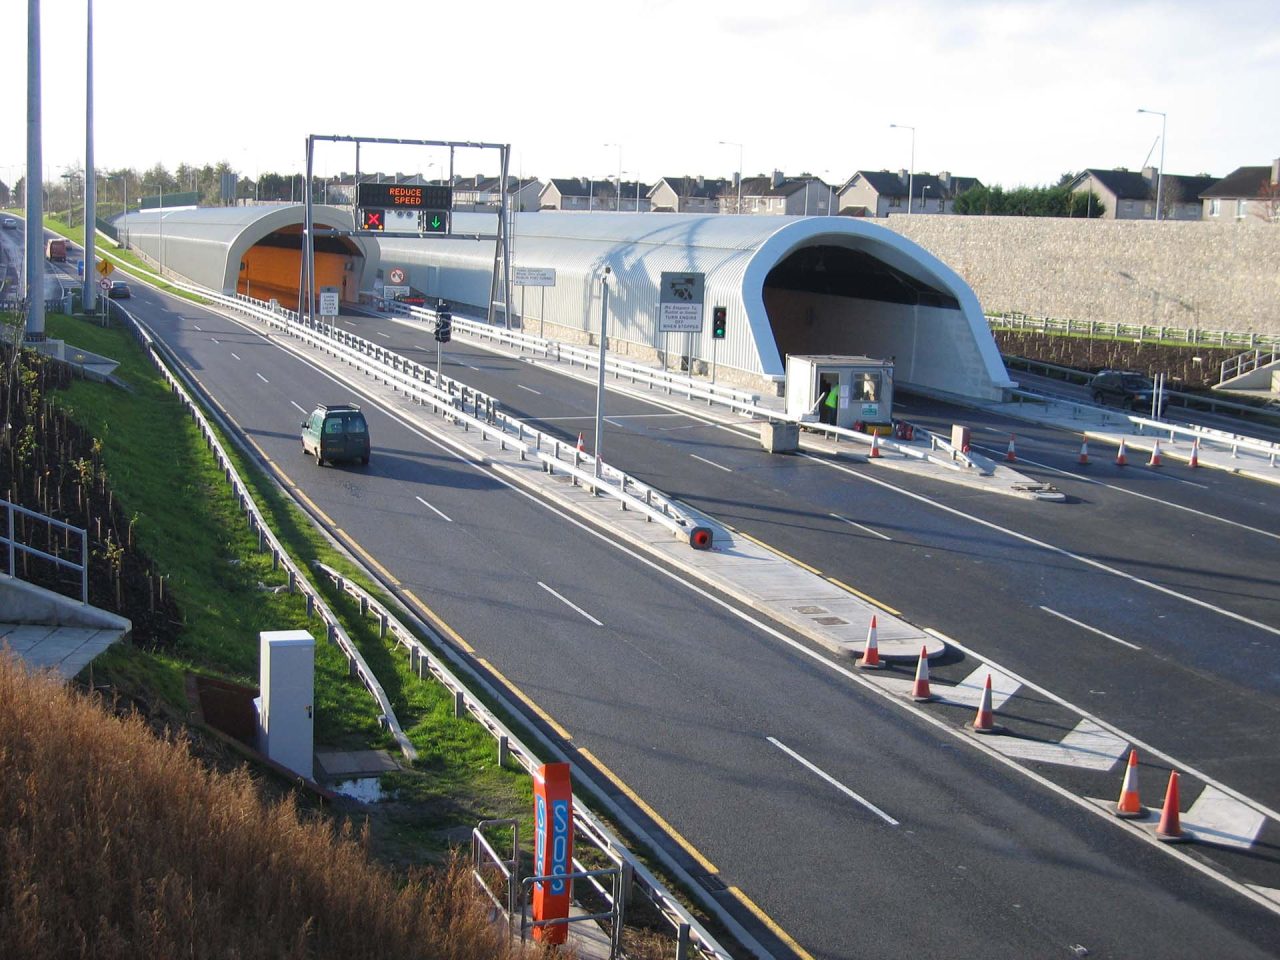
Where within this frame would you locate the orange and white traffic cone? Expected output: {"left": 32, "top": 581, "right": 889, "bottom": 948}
{"left": 909, "top": 645, "right": 935, "bottom": 701}
{"left": 1115, "top": 439, "right": 1128, "bottom": 467}
{"left": 856, "top": 616, "right": 882, "bottom": 669}
{"left": 576, "top": 432, "right": 585, "bottom": 452}
{"left": 1006, "top": 434, "right": 1017, "bottom": 462}
{"left": 1188, "top": 438, "right": 1200, "bottom": 468}
{"left": 869, "top": 433, "right": 882, "bottom": 459}
{"left": 1115, "top": 749, "right": 1147, "bottom": 819}
{"left": 971, "top": 673, "right": 1003, "bottom": 734}
{"left": 1078, "top": 440, "right": 1089, "bottom": 465}
{"left": 1148, "top": 439, "right": 1163, "bottom": 467}
{"left": 1155, "top": 770, "right": 1186, "bottom": 842}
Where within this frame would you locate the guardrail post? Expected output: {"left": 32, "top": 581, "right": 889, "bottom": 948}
{"left": 454, "top": 690, "right": 466, "bottom": 718}
{"left": 498, "top": 734, "right": 509, "bottom": 768}
{"left": 676, "top": 923, "right": 691, "bottom": 960}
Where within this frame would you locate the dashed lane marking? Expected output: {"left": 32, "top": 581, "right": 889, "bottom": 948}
{"left": 690, "top": 453, "right": 732, "bottom": 472}
{"left": 1039, "top": 605, "right": 1142, "bottom": 651}
{"left": 768, "top": 736, "right": 899, "bottom": 825}
{"left": 538, "top": 581, "right": 603, "bottom": 626}
{"left": 830, "top": 512, "right": 892, "bottom": 541}
{"left": 414, "top": 495, "right": 453, "bottom": 522}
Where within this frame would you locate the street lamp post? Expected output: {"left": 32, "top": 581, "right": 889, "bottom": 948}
{"left": 718, "top": 140, "right": 743, "bottom": 214}
{"left": 604, "top": 144, "right": 622, "bottom": 211}
{"left": 593, "top": 266, "right": 611, "bottom": 479}
{"left": 890, "top": 123, "right": 915, "bottom": 216}
{"left": 1137, "top": 108, "right": 1167, "bottom": 221}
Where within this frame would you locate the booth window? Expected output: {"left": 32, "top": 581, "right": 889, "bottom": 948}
{"left": 855, "top": 373, "right": 881, "bottom": 402}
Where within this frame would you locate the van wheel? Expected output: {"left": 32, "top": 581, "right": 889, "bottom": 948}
{"left": 1091, "top": 391, "right": 1104, "bottom": 405}
{"left": 315, "top": 451, "right": 324, "bottom": 467}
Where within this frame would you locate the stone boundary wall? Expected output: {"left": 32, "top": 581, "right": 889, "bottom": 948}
{"left": 884, "top": 216, "right": 1280, "bottom": 338}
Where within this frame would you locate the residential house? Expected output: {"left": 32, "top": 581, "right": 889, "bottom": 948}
{"left": 1069, "top": 167, "right": 1216, "bottom": 221}
{"left": 449, "top": 175, "right": 544, "bottom": 212}
{"left": 837, "top": 170, "right": 981, "bottom": 217}
{"left": 539, "top": 177, "right": 637, "bottom": 211}
{"left": 649, "top": 176, "right": 732, "bottom": 213}
{"left": 733, "top": 172, "right": 836, "bottom": 216}
{"left": 1200, "top": 160, "right": 1280, "bottom": 223}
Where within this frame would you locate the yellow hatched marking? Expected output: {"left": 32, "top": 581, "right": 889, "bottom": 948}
{"left": 402, "top": 588, "right": 474, "bottom": 653}
{"left": 577, "top": 747, "right": 719, "bottom": 875}
{"left": 734, "top": 530, "right": 823, "bottom": 576}
{"left": 477, "top": 658, "right": 574, "bottom": 742}
{"left": 728, "top": 886, "right": 817, "bottom": 960}
{"left": 825, "top": 578, "right": 901, "bottom": 616}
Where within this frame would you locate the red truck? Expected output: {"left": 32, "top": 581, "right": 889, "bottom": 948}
{"left": 46, "top": 238, "right": 67, "bottom": 262}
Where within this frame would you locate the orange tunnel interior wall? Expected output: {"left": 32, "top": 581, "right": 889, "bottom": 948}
{"left": 236, "top": 246, "right": 355, "bottom": 312}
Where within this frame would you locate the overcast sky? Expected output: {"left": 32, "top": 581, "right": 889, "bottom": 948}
{"left": 4, "top": 0, "right": 1278, "bottom": 192}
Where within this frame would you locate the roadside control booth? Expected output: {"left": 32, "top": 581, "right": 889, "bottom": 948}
{"left": 785, "top": 354, "right": 895, "bottom": 431}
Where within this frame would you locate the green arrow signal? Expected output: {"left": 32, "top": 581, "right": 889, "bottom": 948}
{"left": 430, "top": 215, "right": 442, "bottom": 229}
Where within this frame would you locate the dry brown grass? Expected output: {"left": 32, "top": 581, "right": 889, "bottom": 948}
{"left": 0, "top": 652, "right": 536, "bottom": 960}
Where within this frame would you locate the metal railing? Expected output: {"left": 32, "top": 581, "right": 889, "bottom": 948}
{"left": 2, "top": 498, "right": 89, "bottom": 604}
{"left": 520, "top": 868, "right": 626, "bottom": 956}
{"left": 1220, "top": 348, "right": 1279, "bottom": 385}
{"left": 988, "top": 310, "right": 1280, "bottom": 351}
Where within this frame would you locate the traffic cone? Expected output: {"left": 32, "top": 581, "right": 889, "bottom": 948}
{"left": 869, "top": 433, "right": 882, "bottom": 459}
{"left": 856, "top": 616, "right": 882, "bottom": 669}
{"left": 1188, "top": 438, "right": 1200, "bottom": 468}
{"left": 1078, "top": 439, "right": 1089, "bottom": 465}
{"left": 909, "top": 645, "right": 935, "bottom": 701}
{"left": 1155, "top": 770, "right": 1186, "bottom": 842}
{"left": 1115, "top": 749, "right": 1147, "bottom": 819}
{"left": 576, "top": 432, "right": 585, "bottom": 452}
{"left": 1005, "top": 434, "right": 1017, "bottom": 462}
{"left": 971, "top": 673, "right": 1003, "bottom": 734}
{"left": 1148, "top": 439, "right": 1163, "bottom": 467}
{"left": 1115, "top": 439, "right": 1128, "bottom": 467}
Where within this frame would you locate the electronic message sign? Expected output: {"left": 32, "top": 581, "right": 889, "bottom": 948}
{"left": 357, "top": 182, "right": 452, "bottom": 211}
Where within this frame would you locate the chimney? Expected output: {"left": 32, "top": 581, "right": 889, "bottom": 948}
{"left": 771, "top": 170, "right": 784, "bottom": 188}
{"left": 1142, "top": 165, "right": 1158, "bottom": 183}
{"left": 1272, "top": 158, "right": 1279, "bottom": 185}
{"left": 733, "top": 172, "right": 740, "bottom": 189}
{"left": 475, "top": 174, "right": 483, "bottom": 187}
{"left": 580, "top": 177, "right": 589, "bottom": 190}
{"left": 696, "top": 175, "right": 705, "bottom": 188}
{"left": 938, "top": 171, "right": 952, "bottom": 189}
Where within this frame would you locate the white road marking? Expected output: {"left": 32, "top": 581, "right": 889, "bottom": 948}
{"left": 192, "top": 323, "right": 202, "bottom": 331}
{"left": 415, "top": 343, "right": 429, "bottom": 350}
{"left": 230, "top": 352, "right": 241, "bottom": 360}
{"left": 465, "top": 363, "right": 481, "bottom": 371}
{"left": 690, "top": 453, "right": 732, "bottom": 473}
{"left": 830, "top": 513, "right": 892, "bottom": 541}
{"left": 210, "top": 337, "right": 220, "bottom": 344}
{"left": 986, "top": 719, "right": 1129, "bottom": 771}
{"left": 1039, "top": 606, "right": 1142, "bottom": 650}
{"left": 1184, "top": 786, "right": 1267, "bottom": 849}
{"left": 811, "top": 453, "right": 1280, "bottom": 639}
{"left": 290, "top": 400, "right": 306, "bottom": 414}
{"left": 415, "top": 495, "right": 453, "bottom": 522}
{"left": 767, "top": 737, "right": 899, "bottom": 826}
{"left": 939, "top": 667, "right": 1020, "bottom": 710}
{"left": 375, "top": 331, "right": 390, "bottom": 338}
{"left": 538, "top": 582, "right": 602, "bottom": 626}
{"left": 517, "top": 384, "right": 542, "bottom": 395}
{"left": 996, "top": 450, "right": 1277, "bottom": 541}
{"left": 255, "top": 372, "right": 269, "bottom": 383}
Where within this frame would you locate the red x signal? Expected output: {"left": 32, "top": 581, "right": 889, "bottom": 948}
{"left": 362, "top": 209, "right": 384, "bottom": 231}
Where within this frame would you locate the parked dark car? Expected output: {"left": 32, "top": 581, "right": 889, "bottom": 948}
{"left": 107, "top": 280, "right": 131, "bottom": 299}
{"left": 1089, "top": 370, "right": 1160, "bottom": 412}
{"left": 300, "top": 403, "right": 370, "bottom": 466}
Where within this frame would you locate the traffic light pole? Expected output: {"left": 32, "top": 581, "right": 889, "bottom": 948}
{"left": 711, "top": 339, "right": 717, "bottom": 385}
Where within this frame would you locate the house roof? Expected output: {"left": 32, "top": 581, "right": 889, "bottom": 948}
{"left": 656, "top": 176, "right": 732, "bottom": 199}
{"left": 1200, "top": 166, "right": 1272, "bottom": 199}
{"left": 738, "top": 176, "right": 809, "bottom": 198}
{"left": 1079, "top": 169, "right": 1219, "bottom": 202}
{"left": 845, "top": 170, "right": 977, "bottom": 200}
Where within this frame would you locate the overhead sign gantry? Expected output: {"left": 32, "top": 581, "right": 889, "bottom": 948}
{"left": 301, "top": 133, "right": 514, "bottom": 328}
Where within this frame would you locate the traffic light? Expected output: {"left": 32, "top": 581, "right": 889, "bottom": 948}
{"left": 434, "top": 307, "right": 452, "bottom": 343}
{"left": 712, "top": 305, "right": 727, "bottom": 340}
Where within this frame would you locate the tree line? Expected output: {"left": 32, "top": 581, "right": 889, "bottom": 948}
{"left": 953, "top": 173, "right": 1105, "bottom": 217}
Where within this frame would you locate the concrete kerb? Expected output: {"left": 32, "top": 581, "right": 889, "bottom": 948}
{"left": 248, "top": 314, "right": 944, "bottom": 663}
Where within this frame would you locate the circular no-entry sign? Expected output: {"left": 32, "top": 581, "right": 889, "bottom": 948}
{"left": 98, "top": 277, "right": 112, "bottom": 292}
{"left": 389, "top": 267, "right": 406, "bottom": 284}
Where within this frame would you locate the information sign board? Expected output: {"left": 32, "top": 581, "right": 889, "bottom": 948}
{"left": 658, "top": 271, "right": 705, "bottom": 333}
{"left": 318, "top": 287, "right": 340, "bottom": 317}
{"left": 514, "top": 267, "right": 557, "bottom": 287}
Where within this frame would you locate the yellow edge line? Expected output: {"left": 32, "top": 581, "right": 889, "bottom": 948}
{"left": 402, "top": 588, "right": 474, "bottom": 653}
{"left": 825, "top": 578, "right": 901, "bottom": 616}
{"left": 477, "top": 657, "right": 574, "bottom": 742}
{"left": 336, "top": 529, "right": 399, "bottom": 585}
{"left": 577, "top": 747, "right": 720, "bottom": 876}
{"left": 729, "top": 886, "right": 817, "bottom": 960}
{"left": 733, "top": 530, "right": 823, "bottom": 576}
{"left": 290, "top": 487, "right": 336, "bottom": 528}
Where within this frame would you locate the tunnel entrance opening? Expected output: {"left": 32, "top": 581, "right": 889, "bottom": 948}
{"left": 763, "top": 243, "right": 959, "bottom": 368}
{"left": 236, "top": 224, "right": 363, "bottom": 312}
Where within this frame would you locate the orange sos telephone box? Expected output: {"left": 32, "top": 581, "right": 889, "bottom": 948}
{"left": 531, "top": 762, "right": 574, "bottom": 944}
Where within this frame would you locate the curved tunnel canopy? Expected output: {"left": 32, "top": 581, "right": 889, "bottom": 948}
{"left": 116, "top": 205, "right": 378, "bottom": 312}
{"left": 380, "top": 212, "right": 1012, "bottom": 399}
